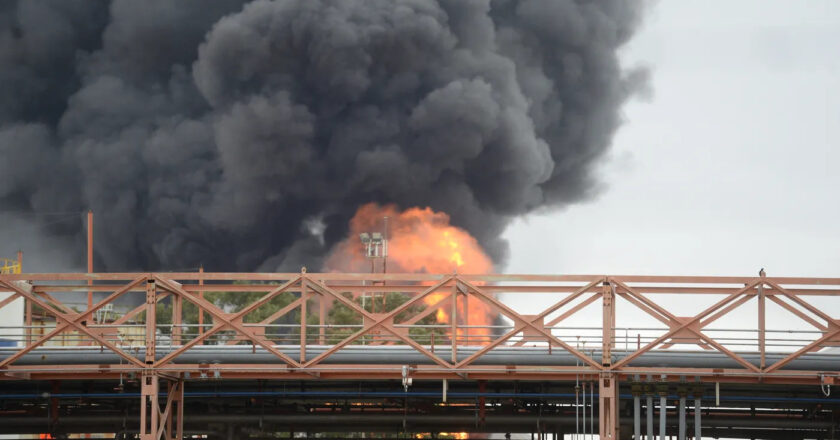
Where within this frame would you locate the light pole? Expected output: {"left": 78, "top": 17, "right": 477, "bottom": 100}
{"left": 359, "top": 217, "right": 389, "bottom": 313}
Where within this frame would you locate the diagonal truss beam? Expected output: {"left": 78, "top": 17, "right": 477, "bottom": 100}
{"left": 514, "top": 293, "right": 602, "bottom": 347}
{"left": 0, "top": 292, "right": 20, "bottom": 311}
{"left": 456, "top": 277, "right": 603, "bottom": 369}
{"left": 762, "top": 280, "right": 840, "bottom": 372}
{"left": 153, "top": 276, "right": 301, "bottom": 368}
{"left": 766, "top": 280, "right": 839, "bottom": 328}
{"left": 112, "top": 291, "right": 170, "bottom": 326}
{"left": 226, "top": 298, "right": 304, "bottom": 345}
{"left": 302, "top": 276, "right": 455, "bottom": 369}
{"left": 0, "top": 277, "right": 148, "bottom": 368}
{"left": 610, "top": 279, "right": 761, "bottom": 371}
{"left": 767, "top": 295, "right": 827, "bottom": 331}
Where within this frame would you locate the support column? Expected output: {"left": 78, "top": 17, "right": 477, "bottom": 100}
{"left": 657, "top": 379, "right": 668, "bottom": 440}
{"left": 678, "top": 394, "right": 686, "bottom": 440}
{"left": 693, "top": 383, "right": 703, "bottom": 440}
{"left": 141, "top": 278, "right": 160, "bottom": 440}
{"left": 658, "top": 394, "right": 666, "bottom": 440}
{"left": 634, "top": 394, "right": 641, "bottom": 440}
{"left": 164, "top": 379, "right": 185, "bottom": 440}
{"left": 600, "top": 280, "right": 619, "bottom": 439}
{"left": 141, "top": 374, "right": 184, "bottom": 440}
{"left": 140, "top": 372, "right": 159, "bottom": 440}
{"left": 646, "top": 392, "right": 654, "bottom": 440}
{"left": 599, "top": 373, "right": 619, "bottom": 439}
{"left": 632, "top": 377, "right": 641, "bottom": 440}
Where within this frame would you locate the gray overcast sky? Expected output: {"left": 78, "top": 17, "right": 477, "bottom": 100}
{"left": 504, "top": 0, "right": 840, "bottom": 278}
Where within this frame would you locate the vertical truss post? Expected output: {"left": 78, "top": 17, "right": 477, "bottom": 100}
{"left": 140, "top": 371, "right": 159, "bottom": 440}
{"left": 451, "top": 281, "right": 458, "bottom": 364}
{"left": 600, "top": 279, "right": 619, "bottom": 439}
{"left": 758, "top": 282, "right": 765, "bottom": 369}
{"left": 319, "top": 289, "right": 326, "bottom": 345}
{"left": 602, "top": 280, "right": 615, "bottom": 365}
{"left": 25, "top": 296, "right": 32, "bottom": 346}
{"left": 198, "top": 266, "right": 204, "bottom": 345}
{"left": 464, "top": 288, "right": 470, "bottom": 346}
{"left": 172, "top": 291, "right": 182, "bottom": 347}
{"left": 145, "top": 278, "right": 156, "bottom": 365}
{"left": 300, "top": 276, "right": 308, "bottom": 363}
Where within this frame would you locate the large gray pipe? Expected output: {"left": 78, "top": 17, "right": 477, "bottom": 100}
{"left": 3, "top": 346, "right": 840, "bottom": 370}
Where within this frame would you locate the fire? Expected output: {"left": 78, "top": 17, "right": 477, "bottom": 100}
{"left": 325, "top": 203, "right": 495, "bottom": 343}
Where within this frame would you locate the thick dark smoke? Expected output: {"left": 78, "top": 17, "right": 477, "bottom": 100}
{"left": 0, "top": 0, "right": 646, "bottom": 272}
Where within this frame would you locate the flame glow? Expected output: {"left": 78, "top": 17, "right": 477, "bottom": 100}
{"left": 325, "top": 203, "right": 495, "bottom": 343}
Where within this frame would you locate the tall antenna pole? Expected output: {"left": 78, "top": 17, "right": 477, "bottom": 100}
{"left": 87, "top": 210, "right": 93, "bottom": 318}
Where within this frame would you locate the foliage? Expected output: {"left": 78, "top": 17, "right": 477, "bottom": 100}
{"left": 135, "top": 284, "right": 447, "bottom": 346}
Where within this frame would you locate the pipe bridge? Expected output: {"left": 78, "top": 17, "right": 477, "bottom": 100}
{"left": 1, "top": 271, "right": 840, "bottom": 439}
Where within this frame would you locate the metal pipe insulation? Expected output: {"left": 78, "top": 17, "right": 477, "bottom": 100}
{"left": 3, "top": 346, "right": 840, "bottom": 370}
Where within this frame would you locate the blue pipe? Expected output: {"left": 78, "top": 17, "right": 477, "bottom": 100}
{"left": 1, "top": 390, "right": 839, "bottom": 404}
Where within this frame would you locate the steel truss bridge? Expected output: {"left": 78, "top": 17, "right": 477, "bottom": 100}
{"left": 1, "top": 272, "right": 840, "bottom": 439}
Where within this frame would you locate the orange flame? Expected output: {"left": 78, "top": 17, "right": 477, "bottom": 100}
{"left": 325, "top": 203, "right": 495, "bottom": 343}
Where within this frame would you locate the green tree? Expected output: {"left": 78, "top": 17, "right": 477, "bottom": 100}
{"left": 139, "top": 285, "right": 447, "bottom": 346}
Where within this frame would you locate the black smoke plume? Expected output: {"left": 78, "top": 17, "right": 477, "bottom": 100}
{"left": 0, "top": 0, "right": 646, "bottom": 272}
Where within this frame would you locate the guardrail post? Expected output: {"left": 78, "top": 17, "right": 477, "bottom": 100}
{"left": 758, "top": 281, "right": 766, "bottom": 369}
{"left": 451, "top": 281, "right": 458, "bottom": 364}
{"left": 300, "top": 273, "right": 308, "bottom": 363}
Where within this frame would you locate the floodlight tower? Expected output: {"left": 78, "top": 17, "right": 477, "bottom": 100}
{"left": 359, "top": 217, "right": 390, "bottom": 312}
{"left": 358, "top": 217, "right": 389, "bottom": 274}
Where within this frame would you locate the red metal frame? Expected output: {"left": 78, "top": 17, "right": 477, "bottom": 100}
{"left": 2, "top": 271, "right": 840, "bottom": 438}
